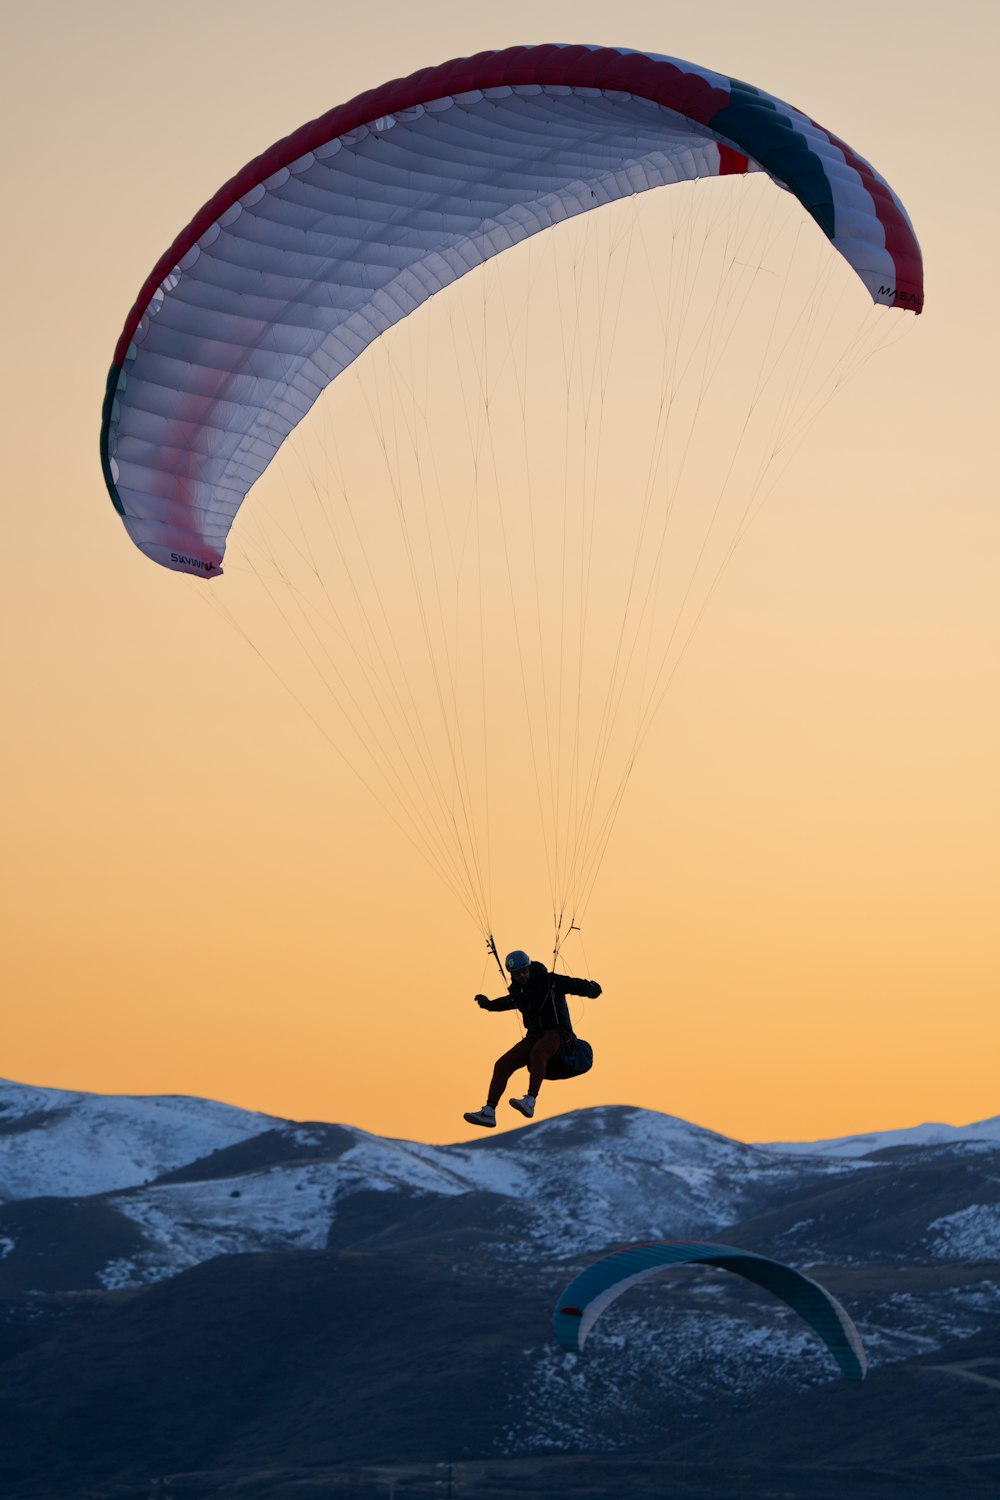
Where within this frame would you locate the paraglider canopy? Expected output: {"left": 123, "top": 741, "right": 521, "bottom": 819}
{"left": 101, "top": 42, "right": 922, "bottom": 579}
{"left": 553, "top": 1239, "right": 867, "bottom": 1380}
{"left": 98, "top": 43, "right": 923, "bottom": 944}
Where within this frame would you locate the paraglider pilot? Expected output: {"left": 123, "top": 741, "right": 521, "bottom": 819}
{"left": 464, "top": 950, "right": 601, "bottom": 1127}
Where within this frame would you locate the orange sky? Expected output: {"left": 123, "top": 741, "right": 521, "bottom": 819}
{"left": 2, "top": 1, "right": 997, "bottom": 1145}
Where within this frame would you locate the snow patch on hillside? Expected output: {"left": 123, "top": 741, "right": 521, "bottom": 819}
{"left": 927, "top": 1204, "right": 1000, "bottom": 1261}
{"left": 0, "top": 1078, "right": 277, "bottom": 1200}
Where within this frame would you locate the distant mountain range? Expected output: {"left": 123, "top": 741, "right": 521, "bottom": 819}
{"left": 1, "top": 1078, "right": 997, "bottom": 1500}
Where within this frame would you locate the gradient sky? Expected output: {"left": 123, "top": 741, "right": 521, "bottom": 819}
{"left": 2, "top": 0, "right": 997, "bottom": 1145}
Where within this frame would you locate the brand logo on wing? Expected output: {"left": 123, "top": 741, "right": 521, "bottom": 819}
{"left": 170, "top": 552, "right": 217, "bottom": 573}
{"left": 879, "top": 285, "right": 923, "bottom": 309}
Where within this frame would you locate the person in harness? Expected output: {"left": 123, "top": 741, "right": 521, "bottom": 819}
{"left": 463, "top": 949, "right": 602, "bottom": 1128}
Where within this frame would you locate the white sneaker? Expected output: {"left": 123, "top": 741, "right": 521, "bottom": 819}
{"left": 509, "top": 1094, "right": 535, "bottom": 1118}
{"left": 463, "top": 1105, "right": 496, "bottom": 1129}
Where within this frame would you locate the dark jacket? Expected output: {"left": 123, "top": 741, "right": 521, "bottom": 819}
{"left": 482, "top": 961, "right": 600, "bottom": 1034}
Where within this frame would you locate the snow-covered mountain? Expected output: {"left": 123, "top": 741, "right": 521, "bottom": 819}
{"left": 0, "top": 1077, "right": 276, "bottom": 1199}
{"left": 0, "top": 1077, "right": 835, "bottom": 1288}
{"left": 759, "top": 1115, "right": 1000, "bottom": 1158}
{"left": 1, "top": 1077, "right": 997, "bottom": 1295}
{"left": 93, "top": 1107, "right": 839, "bottom": 1289}
{"left": 0, "top": 1076, "right": 998, "bottom": 1500}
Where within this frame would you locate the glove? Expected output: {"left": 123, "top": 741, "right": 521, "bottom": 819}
{"left": 474, "top": 993, "right": 491, "bottom": 1009}
{"left": 585, "top": 980, "right": 602, "bottom": 999}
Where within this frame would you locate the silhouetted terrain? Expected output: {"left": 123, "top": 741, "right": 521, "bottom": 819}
{"left": 0, "top": 1080, "right": 997, "bottom": 1498}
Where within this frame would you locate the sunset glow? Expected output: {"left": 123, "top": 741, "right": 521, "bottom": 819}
{"left": 3, "top": 1, "right": 996, "bottom": 1145}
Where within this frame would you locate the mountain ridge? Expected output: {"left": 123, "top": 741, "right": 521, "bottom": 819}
{"left": 0, "top": 1077, "right": 997, "bottom": 1498}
